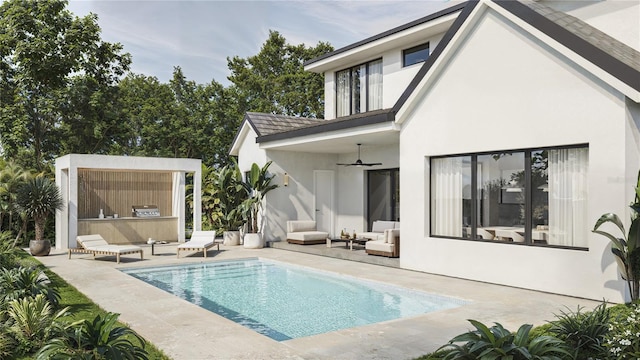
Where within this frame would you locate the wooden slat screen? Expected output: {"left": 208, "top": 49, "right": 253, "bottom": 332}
{"left": 78, "top": 170, "right": 173, "bottom": 219}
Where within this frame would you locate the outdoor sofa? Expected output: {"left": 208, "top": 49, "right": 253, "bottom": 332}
{"left": 359, "top": 220, "right": 399, "bottom": 241}
{"left": 365, "top": 229, "right": 400, "bottom": 258}
{"left": 286, "top": 220, "right": 328, "bottom": 245}
{"left": 69, "top": 234, "right": 144, "bottom": 264}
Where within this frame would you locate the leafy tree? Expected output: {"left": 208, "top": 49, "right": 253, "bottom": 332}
{"left": 227, "top": 30, "right": 333, "bottom": 118}
{"left": 0, "top": 0, "right": 131, "bottom": 170}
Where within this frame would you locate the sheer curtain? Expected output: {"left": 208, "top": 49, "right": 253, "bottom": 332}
{"left": 368, "top": 60, "right": 383, "bottom": 111}
{"left": 336, "top": 70, "right": 350, "bottom": 117}
{"left": 548, "top": 148, "right": 588, "bottom": 247}
{"left": 431, "top": 157, "right": 463, "bottom": 237}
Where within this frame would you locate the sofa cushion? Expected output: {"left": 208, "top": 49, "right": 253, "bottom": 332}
{"left": 394, "top": 222, "right": 401, "bottom": 229}
{"left": 287, "top": 220, "right": 317, "bottom": 233}
{"left": 371, "top": 220, "right": 396, "bottom": 233}
{"left": 287, "top": 231, "right": 328, "bottom": 241}
{"left": 365, "top": 239, "right": 393, "bottom": 252}
{"left": 359, "top": 232, "right": 385, "bottom": 241}
{"left": 385, "top": 229, "right": 400, "bottom": 244}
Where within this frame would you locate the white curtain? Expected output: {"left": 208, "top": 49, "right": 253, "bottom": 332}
{"left": 336, "top": 70, "right": 350, "bottom": 117}
{"left": 368, "top": 60, "right": 383, "bottom": 111}
{"left": 548, "top": 148, "right": 588, "bottom": 247}
{"left": 431, "top": 157, "right": 463, "bottom": 237}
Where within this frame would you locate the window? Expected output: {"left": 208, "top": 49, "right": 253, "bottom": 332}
{"left": 430, "top": 145, "right": 588, "bottom": 249}
{"left": 403, "top": 43, "right": 430, "bottom": 67}
{"left": 336, "top": 59, "right": 383, "bottom": 117}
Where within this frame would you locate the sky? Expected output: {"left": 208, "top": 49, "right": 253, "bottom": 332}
{"left": 67, "top": 0, "right": 461, "bottom": 86}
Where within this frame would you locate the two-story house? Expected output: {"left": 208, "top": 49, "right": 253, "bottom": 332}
{"left": 230, "top": 0, "right": 640, "bottom": 302}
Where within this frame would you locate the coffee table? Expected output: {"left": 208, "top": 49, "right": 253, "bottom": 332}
{"left": 326, "top": 237, "right": 368, "bottom": 250}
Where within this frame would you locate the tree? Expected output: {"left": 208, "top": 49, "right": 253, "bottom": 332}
{"left": 227, "top": 30, "right": 333, "bottom": 119}
{"left": 0, "top": 0, "right": 131, "bottom": 170}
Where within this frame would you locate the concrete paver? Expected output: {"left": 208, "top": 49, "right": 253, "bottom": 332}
{"left": 39, "top": 244, "right": 603, "bottom": 360}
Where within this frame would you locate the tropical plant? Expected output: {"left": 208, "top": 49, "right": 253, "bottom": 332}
{"left": 0, "top": 160, "right": 32, "bottom": 232}
{"left": 6, "top": 294, "right": 70, "bottom": 355}
{"left": 437, "top": 319, "right": 570, "bottom": 360}
{"left": 0, "top": 230, "right": 19, "bottom": 268}
{"left": 549, "top": 303, "right": 610, "bottom": 359}
{"left": 16, "top": 176, "right": 64, "bottom": 241}
{"left": 212, "top": 160, "right": 249, "bottom": 232}
{"left": 36, "top": 312, "right": 149, "bottom": 360}
{"left": 0, "top": 267, "right": 60, "bottom": 308}
{"left": 604, "top": 302, "right": 640, "bottom": 359}
{"left": 592, "top": 170, "right": 640, "bottom": 302}
{"left": 242, "top": 161, "right": 278, "bottom": 234}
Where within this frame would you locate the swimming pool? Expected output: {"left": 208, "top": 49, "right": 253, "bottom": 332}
{"left": 122, "top": 258, "right": 467, "bottom": 341}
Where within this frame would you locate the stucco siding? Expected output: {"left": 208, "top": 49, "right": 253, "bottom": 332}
{"left": 399, "top": 8, "right": 634, "bottom": 301}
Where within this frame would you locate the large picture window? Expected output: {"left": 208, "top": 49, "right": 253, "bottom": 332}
{"left": 430, "top": 145, "right": 588, "bottom": 249}
{"left": 336, "top": 59, "right": 383, "bottom": 117}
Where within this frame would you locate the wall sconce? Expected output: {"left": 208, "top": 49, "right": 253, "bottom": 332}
{"left": 283, "top": 173, "right": 289, "bottom": 187}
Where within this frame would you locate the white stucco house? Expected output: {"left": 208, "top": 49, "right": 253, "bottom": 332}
{"left": 230, "top": 0, "right": 640, "bottom": 302}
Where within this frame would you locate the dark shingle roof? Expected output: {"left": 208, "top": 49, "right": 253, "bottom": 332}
{"left": 256, "top": 109, "right": 395, "bottom": 143}
{"left": 245, "top": 112, "right": 325, "bottom": 137}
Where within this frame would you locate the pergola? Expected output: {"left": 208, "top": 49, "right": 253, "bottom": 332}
{"left": 55, "top": 154, "right": 202, "bottom": 250}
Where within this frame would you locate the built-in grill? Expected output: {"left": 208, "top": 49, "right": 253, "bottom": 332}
{"left": 131, "top": 205, "right": 160, "bottom": 217}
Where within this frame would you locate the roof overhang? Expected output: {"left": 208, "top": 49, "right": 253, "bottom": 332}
{"left": 304, "top": 4, "right": 465, "bottom": 74}
{"left": 259, "top": 120, "right": 400, "bottom": 154}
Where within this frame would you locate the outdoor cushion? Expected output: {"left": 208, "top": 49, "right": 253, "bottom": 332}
{"left": 365, "top": 240, "right": 393, "bottom": 252}
{"left": 287, "top": 220, "right": 317, "bottom": 233}
{"left": 70, "top": 234, "right": 143, "bottom": 264}
{"left": 287, "top": 231, "right": 328, "bottom": 241}
{"left": 359, "top": 232, "right": 385, "bottom": 241}
{"left": 371, "top": 221, "right": 396, "bottom": 233}
{"left": 385, "top": 229, "right": 400, "bottom": 244}
{"left": 177, "top": 230, "right": 218, "bottom": 258}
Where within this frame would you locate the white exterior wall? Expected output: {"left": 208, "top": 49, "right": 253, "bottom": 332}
{"left": 263, "top": 151, "right": 338, "bottom": 241}
{"left": 399, "top": 9, "right": 638, "bottom": 302}
{"left": 237, "top": 127, "right": 267, "bottom": 172}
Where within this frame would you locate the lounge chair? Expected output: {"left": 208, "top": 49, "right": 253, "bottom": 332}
{"left": 286, "top": 221, "right": 328, "bottom": 245}
{"left": 177, "top": 230, "right": 219, "bottom": 258}
{"left": 69, "top": 234, "right": 144, "bottom": 264}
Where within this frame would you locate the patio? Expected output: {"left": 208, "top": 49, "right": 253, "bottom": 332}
{"left": 39, "top": 243, "right": 602, "bottom": 360}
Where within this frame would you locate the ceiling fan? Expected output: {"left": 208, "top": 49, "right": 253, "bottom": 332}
{"left": 337, "top": 144, "right": 382, "bottom": 167}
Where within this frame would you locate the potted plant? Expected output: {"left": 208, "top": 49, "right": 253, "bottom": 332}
{"left": 16, "top": 176, "right": 64, "bottom": 256}
{"left": 213, "top": 161, "right": 249, "bottom": 246}
{"left": 593, "top": 170, "right": 640, "bottom": 302}
{"left": 241, "top": 161, "right": 278, "bottom": 249}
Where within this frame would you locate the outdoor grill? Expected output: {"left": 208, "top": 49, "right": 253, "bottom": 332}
{"left": 131, "top": 205, "right": 160, "bottom": 217}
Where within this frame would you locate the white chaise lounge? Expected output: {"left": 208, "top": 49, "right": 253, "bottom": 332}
{"left": 177, "top": 230, "right": 219, "bottom": 258}
{"left": 69, "top": 234, "right": 144, "bottom": 264}
{"left": 286, "top": 220, "right": 328, "bottom": 245}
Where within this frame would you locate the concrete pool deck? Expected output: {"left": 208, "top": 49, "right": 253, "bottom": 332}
{"left": 40, "top": 243, "right": 602, "bottom": 360}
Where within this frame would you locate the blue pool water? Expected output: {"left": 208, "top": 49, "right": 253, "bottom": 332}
{"left": 122, "top": 258, "right": 467, "bottom": 341}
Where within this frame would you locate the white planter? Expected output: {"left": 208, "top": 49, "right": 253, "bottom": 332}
{"left": 243, "top": 233, "right": 263, "bottom": 249}
{"left": 223, "top": 231, "right": 241, "bottom": 246}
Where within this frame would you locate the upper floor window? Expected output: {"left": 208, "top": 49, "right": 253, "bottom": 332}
{"left": 403, "top": 42, "right": 430, "bottom": 67}
{"left": 430, "top": 145, "right": 589, "bottom": 249}
{"left": 336, "top": 59, "right": 382, "bottom": 117}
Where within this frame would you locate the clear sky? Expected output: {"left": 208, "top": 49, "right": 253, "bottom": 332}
{"left": 67, "top": 0, "right": 461, "bottom": 86}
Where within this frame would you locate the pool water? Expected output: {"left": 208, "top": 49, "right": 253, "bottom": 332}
{"left": 122, "top": 258, "right": 467, "bottom": 341}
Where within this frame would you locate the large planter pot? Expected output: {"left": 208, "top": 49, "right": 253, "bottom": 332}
{"left": 223, "top": 231, "right": 241, "bottom": 246}
{"left": 243, "top": 233, "right": 264, "bottom": 249}
{"left": 29, "top": 239, "right": 51, "bottom": 256}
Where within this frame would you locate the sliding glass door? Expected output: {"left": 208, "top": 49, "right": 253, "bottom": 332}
{"left": 367, "top": 169, "right": 399, "bottom": 231}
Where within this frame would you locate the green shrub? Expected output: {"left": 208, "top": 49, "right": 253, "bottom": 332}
{"left": 549, "top": 303, "right": 609, "bottom": 359}
{"left": 0, "top": 267, "right": 60, "bottom": 308}
{"left": 604, "top": 302, "right": 640, "bottom": 359}
{"left": 437, "top": 319, "right": 570, "bottom": 360}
